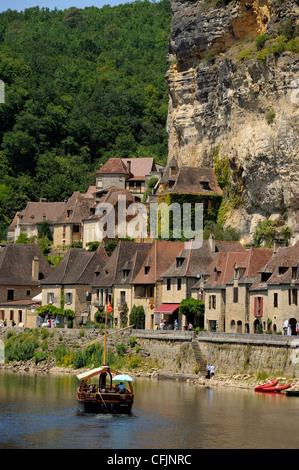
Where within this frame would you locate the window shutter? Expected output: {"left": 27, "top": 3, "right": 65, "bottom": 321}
{"left": 70, "top": 293, "right": 73, "bottom": 304}
{"left": 47, "top": 293, "right": 49, "bottom": 304}
{"left": 260, "top": 297, "right": 263, "bottom": 316}
{"left": 254, "top": 297, "right": 257, "bottom": 316}
{"left": 209, "top": 296, "right": 211, "bottom": 309}
{"left": 289, "top": 289, "right": 291, "bottom": 305}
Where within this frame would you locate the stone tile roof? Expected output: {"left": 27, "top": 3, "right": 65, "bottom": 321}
{"left": 16, "top": 201, "right": 65, "bottom": 226}
{"left": 92, "top": 241, "right": 152, "bottom": 288}
{"left": 122, "top": 158, "right": 156, "bottom": 178}
{"left": 0, "top": 244, "right": 52, "bottom": 286}
{"left": 96, "top": 157, "right": 160, "bottom": 179}
{"left": 160, "top": 239, "right": 244, "bottom": 279}
{"left": 204, "top": 247, "right": 273, "bottom": 290}
{"left": 161, "top": 166, "right": 223, "bottom": 197}
{"left": 250, "top": 242, "right": 299, "bottom": 290}
{"left": 54, "top": 192, "right": 95, "bottom": 225}
{"left": 132, "top": 240, "right": 185, "bottom": 284}
{"left": 96, "top": 158, "right": 131, "bottom": 176}
{"left": 41, "top": 245, "right": 109, "bottom": 286}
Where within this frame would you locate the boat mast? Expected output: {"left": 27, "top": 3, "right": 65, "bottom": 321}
{"left": 103, "top": 307, "right": 108, "bottom": 366}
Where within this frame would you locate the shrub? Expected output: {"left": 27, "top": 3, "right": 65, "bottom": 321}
{"left": 116, "top": 342, "right": 126, "bottom": 356}
{"left": 255, "top": 34, "right": 268, "bottom": 50}
{"left": 265, "top": 109, "right": 275, "bottom": 124}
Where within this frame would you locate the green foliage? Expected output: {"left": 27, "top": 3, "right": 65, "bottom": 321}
{"left": 129, "top": 305, "right": 145, "bottom": 329}
{"left": 0, "top": 1, "right": 172, "bottom": 237}
{"left": 255, "top": 34, "right": 268, "bottom": 51}
{"left": 179, "top": 298, "right": 205, "bottom": 323}
{"left": 38, "top": 221, "right": 52, "bottom": 240}
{"left": 116, "top": 342, "right": 126, "bottom": 356}
{"left": 142, "top": 176, "right": 159, "bottom": 202}
{"left": 203, "top": 221, "right": 240, "bottom": 241}
{"left": 265, "top": 109, "right": 276, "bottom": 125}
{"left": 253, "top": 219, "right": 277, "bottom": 248}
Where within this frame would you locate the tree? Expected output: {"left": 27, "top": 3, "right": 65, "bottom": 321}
{"left": 179, "top": 298, "right": 205, "bottom": 325}
{"left": 129, "top": 305, "right": 145, "bottom": 329}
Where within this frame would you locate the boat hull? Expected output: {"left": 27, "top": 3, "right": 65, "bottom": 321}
{"left": 257, "top": 383, "right": 291, "bottom": 393}
{"left": 78, "top": 400, "right": 133, "bottom": 414}
{"left": 77, "top": 387, "right": 134, "bottom": 414}
{"left": 254, "top": 379, "right": 279, "bottom": 391}
{"left": 286, "top": 391, "right": 299, "bottom": 397}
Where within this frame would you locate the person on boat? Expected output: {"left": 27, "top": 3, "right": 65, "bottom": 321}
{"left": 118, "top": 382, "right": 126, "bottom": 393}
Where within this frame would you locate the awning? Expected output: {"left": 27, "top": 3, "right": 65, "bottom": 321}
{"left": 154, "top": 303, "right": 180, "bottom": 314}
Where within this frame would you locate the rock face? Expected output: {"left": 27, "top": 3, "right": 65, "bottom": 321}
{"left": 166, "top": 0, "right": 299, "bottom": 242}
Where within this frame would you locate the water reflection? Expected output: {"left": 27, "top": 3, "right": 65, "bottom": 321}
{"left": 0, "top": 372, "right": 299, "bottom": 449}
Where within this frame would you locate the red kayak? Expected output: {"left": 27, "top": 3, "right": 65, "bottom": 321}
{"left": 254, "top": 379, "right": 279, "bottom": 392}
{"left": 258, "top": 383, "right": 292, "bottom": 393}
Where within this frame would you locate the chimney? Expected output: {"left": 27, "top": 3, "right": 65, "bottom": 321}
{"left": 209, "top": 233, "right": 216, "bottom": 253}
{"left": 32, "top": 256, "right": 39, "bottom": 282}
{"left": 127, "top": 160, "right": 131, "bottom": 173}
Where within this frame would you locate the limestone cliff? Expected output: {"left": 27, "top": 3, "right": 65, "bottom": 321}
{"left": 166, "top": 0, "right": 299, "bottom": 243}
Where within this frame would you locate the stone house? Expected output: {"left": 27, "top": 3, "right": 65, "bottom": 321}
{"left": 8, "top": 200, "right": 65, "bottom": 242}
{"left": 41, "top": 246, "right": 108, "bottom": 327}
{"left": 0, "top": 244, "right": 52, "bottom": 327}
{"left": 95, "top": 157, "right": 164, "bottom": 202}
{"left": 249, "top": 242, "right": 299, "bottom": 335}
{"left": 132, "top": 240, "right": 185, "bottom": 329}
{"left": 52, "top": 191, "right": 95, "bottom": 248}
{"left": 156, "top": 159, "right": 223, "bottom": 212}
{"left": 82, "top": 187, "right": 136, "bottom": 248}
{"left": 204, "top": 247, "right": 273, "bottom": 334}
{"left": 91, "top": 241, "right": 152, "bottom": 327}
{"left": 160, "top": 236, "right": 245, "bottom": 329}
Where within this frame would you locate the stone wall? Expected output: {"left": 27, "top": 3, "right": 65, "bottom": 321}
{"left": 2, "top": 327, "right": 299, "bottom": 378}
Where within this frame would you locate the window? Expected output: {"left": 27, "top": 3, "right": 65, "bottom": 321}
{"left": 67, "top": 210, "right": 73, "bottom": 218}
{"left": 177, "top": 278, "right": 182, "bottom": 290}
{"left": 176, "top": 257, "right": 184, "bottom": 268}
{"left": 209, "top": 295, "right": 216, "bottom": 309}
{"left": 279, "top": 266, "right": 288, "bottom": 275}
{"left": 120, "top": 291, "right": 126, "bottom": 305}
{"left": 261, "top": 272, "right": 271, "bottom": 282}
{"left": 254, "top": 297, "right": 263, "bottom": 316}
{"left": 289, "top": 289, "right": 298, "bottom": 306}
{"left": 167, "top": 278, "right": 171, "bottom": 290}
{"left": 144, "top": 266, "right": 150, "bottom": 275}
{"left": 65, "top": 292, "right": 73, "bottom": 304}
{"left": 47, "top": 292, "right": 54, "bottom": 304}
{"left": 274, "top": 293, "right": 278, "bottom": 308}
{"left": 26, "top": 290, "right": 31, "bottom": 296}
{"left": 7, "top": 290, "right": 14, "bottom": 301}
{"left": 233, "top": 287, "right": 238, "bottom": 303}
{"left": 292, "top": 267, "right": 297, "bottom": 280}
{"left": 123, "top": 269, "right": 130, "bottom": 278}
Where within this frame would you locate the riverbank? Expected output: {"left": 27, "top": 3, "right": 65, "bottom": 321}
{"left": 1, "top": 358, "right": 298, "bottom": 393}
{"left": 1, "top": 326, "right": 299, "bottom": 392}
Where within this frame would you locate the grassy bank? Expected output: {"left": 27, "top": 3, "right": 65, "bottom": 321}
{"left": 2, "top": 328, "right": 159, "bottom": 372}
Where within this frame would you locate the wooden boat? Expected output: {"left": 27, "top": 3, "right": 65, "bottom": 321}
{"left": 77, "top": 366, "right": 134, "bottom": 414}
{"left": 285, "top": 390, "right": 299, "bottom": 397}
{"left": 76, "top": 299, "right": 134, "bottom": 414}
{"left": 254, "top": 379, "right": 279, "bottom": 392}
{"left": 257, "top": 383, "right": 291, "bottom": 393}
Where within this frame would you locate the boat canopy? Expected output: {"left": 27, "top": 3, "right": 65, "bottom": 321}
{"left": 77, "top": 366, "right": 112, "bottom": 381}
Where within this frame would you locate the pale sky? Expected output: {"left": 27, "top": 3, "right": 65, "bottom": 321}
{"left": 0, "top": 0, "right": 133, "bottom": 13}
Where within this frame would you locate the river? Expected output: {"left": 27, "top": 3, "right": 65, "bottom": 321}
{"left": 0, "top": 371, "right": 299, "bottom": 450}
